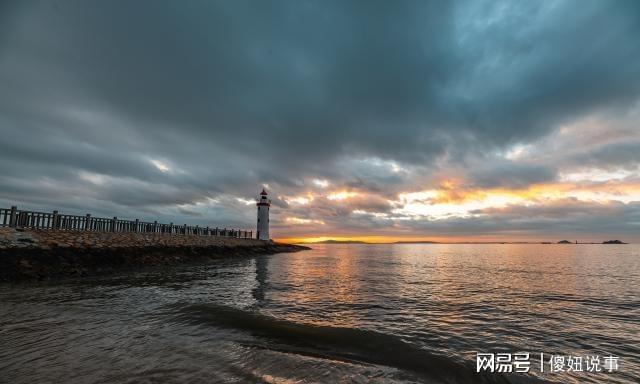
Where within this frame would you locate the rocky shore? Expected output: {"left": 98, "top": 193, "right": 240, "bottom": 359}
{"left": 0, "top": 228, "right": 309, "bottom": 282}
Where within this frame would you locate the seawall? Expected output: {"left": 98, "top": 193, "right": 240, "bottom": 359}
{"left": 0, "top": 228, "right": 309, "bottom": 282}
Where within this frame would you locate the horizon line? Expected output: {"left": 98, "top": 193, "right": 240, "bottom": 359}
{"left": 275, "top": 237, "right": 632, "bottom": 245}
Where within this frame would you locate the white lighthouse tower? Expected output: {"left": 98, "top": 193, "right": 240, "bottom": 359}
{"left": 256, "top": 189, "right": 270, "bottom": 240}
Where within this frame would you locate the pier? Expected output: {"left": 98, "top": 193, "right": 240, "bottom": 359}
{"left": 0, "top": 205, "right": 308, "bottom": 282}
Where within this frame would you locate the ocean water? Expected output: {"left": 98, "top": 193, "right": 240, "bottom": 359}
{"left": 1, "top": 244, "right": 638, "bottom": 383}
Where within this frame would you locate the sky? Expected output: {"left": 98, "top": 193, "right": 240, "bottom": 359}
{"left": 1, "top": 0, "right": 639, "bottom": 243}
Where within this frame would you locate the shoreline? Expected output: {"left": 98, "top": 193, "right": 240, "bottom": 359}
{"left": 0, "top": 228, "right": 309, "bottom": 282}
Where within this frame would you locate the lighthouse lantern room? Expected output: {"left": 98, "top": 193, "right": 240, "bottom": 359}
{"left": 256, "top": 189, "right": 270, "bottom": 240}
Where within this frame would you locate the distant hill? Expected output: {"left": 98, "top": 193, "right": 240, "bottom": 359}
{"left": 602, "top": 240, "right": 627, "bottom": 244}
{"left": 304, "top": 239, "right": 441, "bottom": 245}
{"left": 308, "top": 240, "right": 369, "bottom": 244}
{"left": 557, "top": 240, "right": 573, "bottom": 244}
{"left": 393, "top": 241, "right": 439, "bottom": 244}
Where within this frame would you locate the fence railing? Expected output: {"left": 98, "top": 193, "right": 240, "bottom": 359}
{"left": 0, "top": 206, "right": 253, "bottom": 239}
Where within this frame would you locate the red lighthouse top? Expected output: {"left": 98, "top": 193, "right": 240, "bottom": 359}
{"left": 257, "top": 189, "right": 270, "bottom": 206}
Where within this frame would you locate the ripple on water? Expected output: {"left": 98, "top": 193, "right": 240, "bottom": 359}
{"left": 0, "top": 243, "right": 638, "bottom": 383}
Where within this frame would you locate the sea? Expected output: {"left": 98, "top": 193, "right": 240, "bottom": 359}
{"left": 1, "top": 244, "right": 638, "bottom": 383}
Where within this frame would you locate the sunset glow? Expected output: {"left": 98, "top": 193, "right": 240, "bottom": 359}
{"left": 326, "top": 191, "right": 360, "bottom": 201}
{"left": 273, "top": 174, "right": 640, "bottom": 242}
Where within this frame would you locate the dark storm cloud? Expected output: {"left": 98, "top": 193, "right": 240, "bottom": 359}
{"left": 466, "top": 200, "right": 640, "bottom": 238}
{"left": 570, "top": 141, "right": 640, "bottom": 170}
{"left": 469, "top": 160, "right": 556, "bottom": 189}
{"left": 1, "top": 0, "right": 640, "bottom": 237}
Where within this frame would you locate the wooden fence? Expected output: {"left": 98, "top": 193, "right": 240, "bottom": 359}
{"left": 0, "top": 206, "right": 253, "bottom": 239}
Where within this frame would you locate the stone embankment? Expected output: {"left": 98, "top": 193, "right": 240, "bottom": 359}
{"left": 0, "top": 228, "right": 308, "bottom": 282}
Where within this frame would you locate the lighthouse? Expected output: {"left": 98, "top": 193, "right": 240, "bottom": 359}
{"left": 256, "top": 189, "right": 270, "bottom": 240}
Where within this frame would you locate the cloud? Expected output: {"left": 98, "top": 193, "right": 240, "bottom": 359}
{"left": 1, "top": 0, "right": 639, "bottom": 240}
{"left": 468, "top": 161, "right": 557, "bottom": 189}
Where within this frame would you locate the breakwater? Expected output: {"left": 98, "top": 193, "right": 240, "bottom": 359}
{"left": 0, "top": 227, "right": 308, "bottom": 282}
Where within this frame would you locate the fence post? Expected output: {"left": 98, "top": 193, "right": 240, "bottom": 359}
{"left": 169, "top": 222, "right": 173, "bottom": 234}
{"left": 250, "top": 230, "right": 252, "bottom": 239}
{"left": 52, "top": 210, "right": 59, "bottom": 230}
{"left": 8, "top": 206, "right": 17, "bottom": 228}
{"left": 111, "top": 216, "right": 117, "bottom": 232}
{"left": 153, "top": 221, "right": 158, "bottom": 234}
{"left": 183, "top": 224, "right": 187, "bottom": 235}
{"left": 133, "top": 219, "right": 139, "bottom": 233}
{"left": 85, "top": 214, "right": 91, "bottom": 231}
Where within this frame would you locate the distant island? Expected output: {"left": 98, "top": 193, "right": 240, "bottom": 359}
{"left": 305, "top": 239, "right": 441, "bottom": 245}
{"left": 308, "top": 240, "right": 369, "bottom": 244}
{"left": 393, "top": 240, "right": 440, "bottom": 244}
{"left": 557, "top": 239, "right": 628, "bottom": 244}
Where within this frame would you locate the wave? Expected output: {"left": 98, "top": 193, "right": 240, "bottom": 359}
{"left": 173, "top": 303, "right": 543, "bottom": 384}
